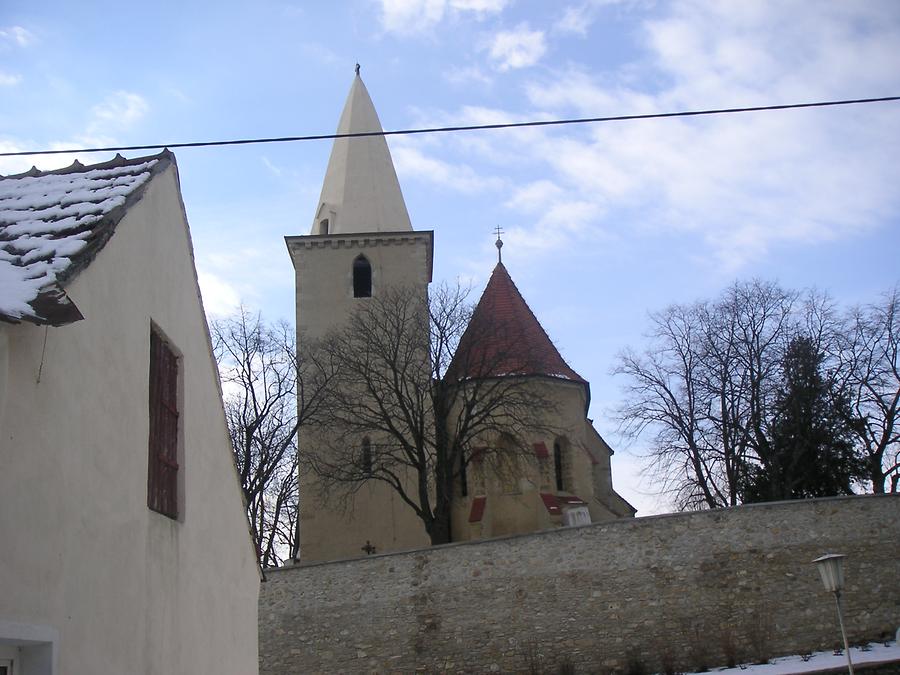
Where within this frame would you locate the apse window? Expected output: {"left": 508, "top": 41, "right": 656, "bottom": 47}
{"left": 361, "top": 436, "right": 373, "bottom": 475}
{"left": 554, "top": 440, "right": 566, "bottom": 492}
{"left": 148, "top": 326, "right": 181, "bottom": 519}
{"left": 353, "top": 255, "right": 372, "bottom": 298}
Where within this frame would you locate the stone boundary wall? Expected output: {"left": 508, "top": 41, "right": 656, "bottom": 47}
{"left": 259, "top": 495, "right": 900, "bottom": 674}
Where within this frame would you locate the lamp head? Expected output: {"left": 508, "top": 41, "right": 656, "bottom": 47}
{"left": 813, "top": 553, "right": 846, "bottom": 593}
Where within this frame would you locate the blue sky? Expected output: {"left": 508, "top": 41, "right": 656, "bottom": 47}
{"left": 2, "top": 1, "right": 899, "bottom": 514}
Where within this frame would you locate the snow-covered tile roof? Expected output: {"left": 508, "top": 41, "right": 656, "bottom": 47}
{"left": 0, "top": 150, "right": 173, "bottom": 326}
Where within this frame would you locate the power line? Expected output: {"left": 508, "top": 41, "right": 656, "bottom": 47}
{"left": 2, "top": 95, "right": 898, "bottom": 158}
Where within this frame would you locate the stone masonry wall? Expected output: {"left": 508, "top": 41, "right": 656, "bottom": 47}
{"left": 259, "top": 495, "right": 900, "bottom": 674}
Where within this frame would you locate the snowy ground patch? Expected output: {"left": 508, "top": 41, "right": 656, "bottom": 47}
{"left": 686, "top": 640, "right": 900, "bottom": 675}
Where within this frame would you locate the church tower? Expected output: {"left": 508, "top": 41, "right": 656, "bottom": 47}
{"left": 286, "top": 71, "right": 433, "bottom": 562}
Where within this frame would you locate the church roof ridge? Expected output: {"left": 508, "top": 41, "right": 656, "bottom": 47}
{"left": 449, "top": 262, "right": 588, "bottom": 390}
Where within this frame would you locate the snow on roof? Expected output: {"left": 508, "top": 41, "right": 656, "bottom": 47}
{"left": 0, "top": 151, "right": 173, "bottom": 325}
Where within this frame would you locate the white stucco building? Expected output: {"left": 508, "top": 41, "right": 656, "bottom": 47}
{"left": 0, "top": 152, "right": 260, "bottom": 674}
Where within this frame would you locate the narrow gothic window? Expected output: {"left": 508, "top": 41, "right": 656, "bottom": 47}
{"left": 149, "top": 327, "right": 180, "bottom": 519}
{"left": 554, "top": 440, "right": 565, "bottom": 492}
{"left": 361, "top": 437, "right": 373, "bottom": 474}
{"left": 353, "top": 255, "right": 372, "bottom": 298}
{"left": 319, "top": 218, "right": 329, "bottom": 234}
{"left": 460, "top": 456, "right": 468, "bottom": 497}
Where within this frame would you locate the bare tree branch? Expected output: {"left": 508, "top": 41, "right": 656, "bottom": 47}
{"left": 212, "top": 307, "right": 328, "bottom": 567}
{"left": 304, "top": 282, "right": 560, "bottom": 545}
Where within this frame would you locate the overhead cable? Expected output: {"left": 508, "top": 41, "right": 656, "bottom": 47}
{"left": 2, "top": 95, "right": 898, "bottom": 158}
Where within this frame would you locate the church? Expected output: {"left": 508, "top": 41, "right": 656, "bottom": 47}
{"left": 286, "top": 72, "right": 635, "bottom": 564}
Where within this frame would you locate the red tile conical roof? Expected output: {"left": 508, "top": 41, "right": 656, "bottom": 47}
{"left": 448, "top": 263, "right": 588, "bottom": 388}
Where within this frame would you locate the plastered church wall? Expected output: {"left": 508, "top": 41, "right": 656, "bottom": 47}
{"left": 450, "top": 377, "right": 632, "bottom": 543}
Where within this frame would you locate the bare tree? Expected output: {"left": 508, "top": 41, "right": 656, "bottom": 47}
{"left": 615, "top": 280, "right": 845, "bottom": 509}
{"left": 212, "top": 308, "right": 327, "bottom": 566}
{"left": 305, "top": 282, "right": 557, "bottom": 545}
{"left": 840, "top": 288, "right": 900, "bottom": 493}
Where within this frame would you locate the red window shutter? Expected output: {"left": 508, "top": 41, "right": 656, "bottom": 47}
{"left": 149, "top": 329, "right": 179, "bottom": 518}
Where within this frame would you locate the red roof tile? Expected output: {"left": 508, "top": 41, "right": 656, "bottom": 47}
{"left": 448, "top": 263, "right": 587, "bottom": 387}
{"left": 468, "top": 496, "right": 486, "bottom": 523}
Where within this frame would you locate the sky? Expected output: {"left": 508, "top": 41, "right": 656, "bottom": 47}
{"left": 2, "top": 0, "right": 899, "bottom": 515}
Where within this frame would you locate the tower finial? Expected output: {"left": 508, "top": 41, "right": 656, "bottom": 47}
{"left": 494, "top": 225, "right": 504, "bottom": 263}
{"left": 355, "top": 62, "right": 361, "bottom": 76}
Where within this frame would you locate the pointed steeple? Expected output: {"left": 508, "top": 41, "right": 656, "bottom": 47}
{"left": 449, "top": 263, "right": 588, "bottom": 390}
{"left": 311, "top": 71, "right": 412, "bottom": 235}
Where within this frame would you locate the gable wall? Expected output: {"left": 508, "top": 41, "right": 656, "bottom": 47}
{"left": 259, "top": 494, "right": 900, "bottom": 674}
{"left": 0, "top": 165, "right": 259, "bottom": 674}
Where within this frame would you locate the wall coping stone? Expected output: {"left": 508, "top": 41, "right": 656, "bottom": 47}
{"left": 264, "top": 492, "right": 899, "bottom": 575}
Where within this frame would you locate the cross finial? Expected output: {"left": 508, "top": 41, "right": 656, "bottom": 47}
{"left": 494, "top": 225, "right": 504, "bottom": 263}
{"left": 362, "top": 540, "right": 376, "bottom": 555}
{"left": 355, "top": 63, "right": 361, "bottom": 76}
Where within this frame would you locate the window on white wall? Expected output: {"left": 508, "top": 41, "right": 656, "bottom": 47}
{"left": 148, "top": 326, "right": 180, "bottom": 519}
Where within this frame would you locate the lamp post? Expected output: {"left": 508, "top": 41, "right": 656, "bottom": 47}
{"left": 813, "top": 553, "right": 854, "bottom": 675}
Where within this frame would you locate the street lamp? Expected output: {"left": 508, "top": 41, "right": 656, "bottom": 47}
{"left": 813, "top": 553, "right": 854, "bottom": 675}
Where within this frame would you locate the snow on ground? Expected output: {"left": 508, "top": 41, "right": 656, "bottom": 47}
{"left": 685, "top": 640, "right": 900, "bottom": 675}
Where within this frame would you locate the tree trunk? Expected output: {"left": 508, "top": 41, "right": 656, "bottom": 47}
{"left": 428, "top": 503, "right": 452, "bottom": 545}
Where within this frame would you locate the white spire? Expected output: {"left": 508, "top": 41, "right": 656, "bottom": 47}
{"left": 311, "top": 72, "right": 412, "bottom": 235}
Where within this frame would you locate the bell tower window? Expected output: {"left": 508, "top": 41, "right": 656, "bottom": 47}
{"left": 353, "top": 255, "right": 372, "bottom": 298}
{"left": 361, "top": 437, "right": 373, "bottom": 475}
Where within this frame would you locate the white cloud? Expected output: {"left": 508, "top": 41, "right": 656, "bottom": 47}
{"left": 488, "top": 23, "right": 546, "bottom": 71}
{"left": 262, "top": 156, "right": 283, "bottom": 177}
{"left": 487, "top": 1, "right": 900, "bottom": 271}
{"left": 392, "top": 142, "right": 505, "bottom": 193}
{"left": 555, "top": 4, "right": 593, "bottom": 35}
{"left": 443, "top": 65, "right": 493, "bottom": 86}
{"left": 0, "top": 139, "right": 94, "bottom": 176}
{"left": 380, "top": 0, "right": 445, "bottom": 33}
{"left": 300, "top": 41, "right": 340, "bottom": 65}
{"left": 504, "top": 180, "right": 563, "bottom": 212}
{"left": 0, "top": 71, "right": 21, "bottom": 86}
{"left": 0, "top": 26, "right": 34, "bottom": 47}
{"left": 407, "top": 2, "right": 899, "bottom": 271}
{"left": 88, "top": 91, "right": 148, "bottom": 134}
{"left": 378, "top": 0, "right": 509, "bottom": 34}
{"left": 197, "top": 270, "right": 242, "bottom": 318}
{"left": 1, "top": 91, "right": 152, "bottom": 176}
{"left": 450, "top": 0, "right": 509, "bottom": 12}
{"left": 554, "top": 0, "right": 638, "bottom": 36}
